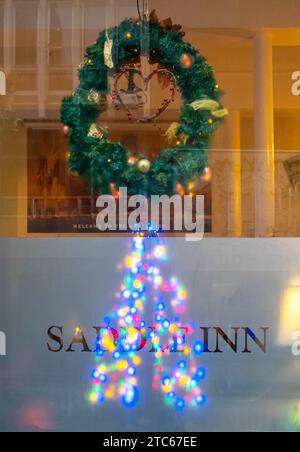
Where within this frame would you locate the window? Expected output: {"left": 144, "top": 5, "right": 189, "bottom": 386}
{"left": 83, "top": 0, "right": 106, "bottom": 50}
{"left": 14, "top": 0, "right": 38, "bottom": 67}
{"left": 0, "top": 1, "right": 4, "bottom": 67}
{"left": 48, "top": 0, "right": 73, "bottom": 66}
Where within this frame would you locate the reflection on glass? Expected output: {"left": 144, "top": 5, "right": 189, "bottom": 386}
{"left": 278, "top": 277, "right": 300, "bottom": 347}
{"left": 88, "top": 233, "right": 206, "bottom": 411}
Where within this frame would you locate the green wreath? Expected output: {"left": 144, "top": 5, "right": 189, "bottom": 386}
{"left": 61, "top": 12, "right": 227, "bottom": 196}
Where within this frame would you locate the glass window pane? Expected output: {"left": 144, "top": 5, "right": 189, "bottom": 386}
{"left": 0, "top": 1, "right": 4, "bottom": 67}
{"left": 83, "top": 1, "right": 106, "bottom": 50}
{"left": 48, "top": 1, "right": 72, "bottom": 66}
{"left": 15, "top": 1, "right": 38, "bottom": 66}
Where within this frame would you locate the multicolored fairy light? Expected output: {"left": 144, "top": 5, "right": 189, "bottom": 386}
{"left": 88, "top": 229, "right": 206, "bottom": 410}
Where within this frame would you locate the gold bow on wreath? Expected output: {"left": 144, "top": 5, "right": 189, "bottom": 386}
{"left": 165, "top": 122, "right": 188, "bottom": 144}
{"left": 165, "top": 99, "right": 228, "bottom": 143}
{"left": 190, "top": 99, "right": 228, "bottom": 118}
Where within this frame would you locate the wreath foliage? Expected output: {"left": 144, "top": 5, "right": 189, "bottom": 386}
{"left": 61, "top": 12, "right": 227, "bottom": 196}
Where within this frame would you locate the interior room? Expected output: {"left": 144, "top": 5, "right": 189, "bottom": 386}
{"left": 0, "top": 0, "right": 300, "bottom": 237}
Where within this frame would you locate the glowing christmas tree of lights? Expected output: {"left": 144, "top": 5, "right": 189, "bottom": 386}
{"left": 88, "top": 233, "right": 206, "bottom": 411}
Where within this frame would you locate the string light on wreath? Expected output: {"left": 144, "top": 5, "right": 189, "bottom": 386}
{"left": 128, "top": 156, "right": 138, "bottom": 166}
{"left": 88, "top": 228, "right": 206, "bottom": 410}
{"left": 62, "top": 125, "right": 69, "bottom": 137}
{"left": 180, "top": 53, "right": 195, "bottom": 69}
{"left": 201, "top": 166, "right": 212, "bottom": 182}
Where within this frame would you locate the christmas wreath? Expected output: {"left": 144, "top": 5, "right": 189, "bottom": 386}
{"left": 61, "top": 11, "right": 227, "bottom": 196}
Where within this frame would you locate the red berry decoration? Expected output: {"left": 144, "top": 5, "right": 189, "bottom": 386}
{"left": 63, "top": 125, "right": 69, "bottom": 136}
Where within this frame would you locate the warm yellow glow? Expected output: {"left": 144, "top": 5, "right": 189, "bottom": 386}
{"left": 201, "top": 167, "right": 212, "bottom": 182}
{"left": 180, "top": 53, "right": 194, "bottom": 69}
{"left": 290, "top": 277, "right": 300, "bottom": 287}
{"left": 134, "top": 280, "right": 142, "bottom": 289}
{"left": 110, "top": 183, "right": 119, "bottom": 199}
{"left": 127, "top": 327, "right": 139, "bottom": 344}
{"left": 132, "top": 356, "right": 141, "bottom": 366}
{"left": 98, "top": 364, "right": 107, "bottom": 373}
{"left": 152, "top": 336, "right": 159, "bottom": 345}
{"left": 154, "top": 275, "right": 163, "bottom": 286}
{"left": 88, "top": 393, "right": 98, "bottom": 404}
{"left": 163, "top": 384, "right": 171, "bottom": 393}
{"left": 125, "top": 257, "right": 133, "bottom": 267}
{"left": 154, "top": 245, "right": 166, "bottom": 259}
{"left": 106, "top": 386, "right": 115, "bottom": 399}
{"left": 278, "top": 278, "right": 300, "bottom": 346}
{"left": 176, "top": 184, "right": 185, "bottom": 197}
{"left": 135, "top": 299, "right": 143, "bottom": 310}
{"left": 179, "top": 290, "right": 187, "bottom": 300}
{"left": 102, "top": 336, "right": 116, "bottom": 352}
{"left": 116, "top": 360, "right": 128, "bottom": 371}
{"left": 169, "top": 324, "right": 178, "bottom": 334}
{"left": 118, "top": 306, "right": 130, "bottom": 317}
{"left": 180, "top": 376, "right": 189, "bottom": 386}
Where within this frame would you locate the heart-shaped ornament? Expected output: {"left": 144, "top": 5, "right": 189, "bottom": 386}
{"left": 113, "top": 66, "right": 177, "bottom": 123}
